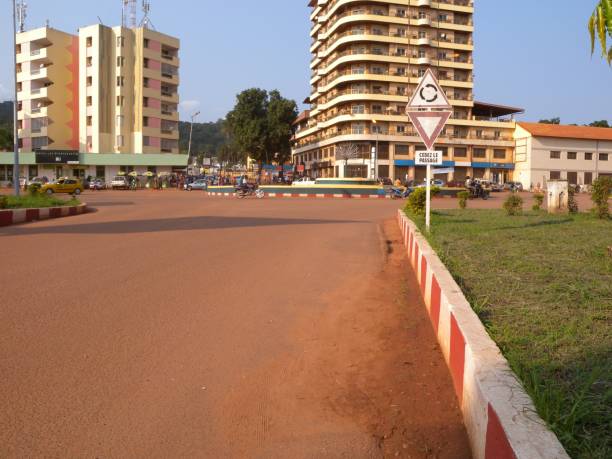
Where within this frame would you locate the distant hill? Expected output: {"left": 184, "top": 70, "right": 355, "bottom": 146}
{"left": 178, "top": 119, "right": 227, "bottom": 155}
{"left": 0, "top": 101, "right": 13, "bottom": 128}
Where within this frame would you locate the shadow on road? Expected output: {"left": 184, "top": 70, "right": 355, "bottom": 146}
{"left": 1, "top": 215, "right": 363, "bottom": 236}
{"left": 87, "top": 201, "right": 136, "bottom": 207}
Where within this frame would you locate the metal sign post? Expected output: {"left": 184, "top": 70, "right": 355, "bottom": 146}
{"left": 416, "top": 151, "right": 443, "bottom": 230}
{"left": 406, "top": 69, "right": 452, "bottom": 231}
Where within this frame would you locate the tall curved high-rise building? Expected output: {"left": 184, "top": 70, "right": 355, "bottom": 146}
{"left": 293, "top": 0, "right": 522, "bottom": 184}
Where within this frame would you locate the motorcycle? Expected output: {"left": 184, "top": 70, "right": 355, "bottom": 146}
{"left": 235, "top": 184, "right": 264, "bottom": 199}
{"left": 388, "top": 187, "right": 413, "bottom": 199}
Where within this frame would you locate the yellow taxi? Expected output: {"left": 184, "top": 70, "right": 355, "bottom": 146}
{"left": 40, "top": 178, "right": 85, "bottom": 195}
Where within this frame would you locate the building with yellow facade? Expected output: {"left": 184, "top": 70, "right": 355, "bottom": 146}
{"left": 293, "top": 0, "right": 522, "bottom": 184}
{"left": 3, "top": 18, "right": 185, "bottom": 184}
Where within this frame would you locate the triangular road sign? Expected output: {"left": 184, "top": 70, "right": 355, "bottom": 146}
{"left": 407, "top": 111, "right": 451, "bottom": 151}
{"left": 407, "top": 68, "right": 452, "bottom": 110}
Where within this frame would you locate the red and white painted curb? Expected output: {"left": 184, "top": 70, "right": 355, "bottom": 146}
{"left": 207, "top": 192, "right": 389, "bottom": 199}
{"left": 0, "top": 204, "right": 87, "bottom": 227}
{"left": 397, "top": 210, "right": 568, "bottom": 459}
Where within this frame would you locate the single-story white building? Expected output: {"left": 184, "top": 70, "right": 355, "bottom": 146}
{"left": 514, "top": 123, "right": 612, "bottom": 189}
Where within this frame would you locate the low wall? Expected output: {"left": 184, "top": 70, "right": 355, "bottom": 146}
{"left": 208, "top": 185, "right": 389, "bottom": 199}
{"left": 0, "top": 203, "right": 87, "bottom": 227}
{"left": 397, "top": 211, "right": 568, "bottom": 459}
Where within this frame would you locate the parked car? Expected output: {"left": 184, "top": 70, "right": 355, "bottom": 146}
{"left": 40, "top": 178, "right": 84, "bottom": 195}
{"left": 89, "top": 179, "right": 107, "bottom": 190}
{"left": 490, "top": 182, "right": 504, "bottom": 192}
{"left": 185, "top": 179, "right": 208, "bottom": 191}
{"left": 30, "top": 176, "right": 50, "bottom": 185}
{"left": 416, "top": 178, "right": 445, "bottom": 188}
{"left": 292, "top": 176, "right": 317, "bottom": 186}
{"left": 504, "top": 181, "right": 524, "bottom": 192}
{"left": 111, "top": 176, "right": 129, "bottom": 190}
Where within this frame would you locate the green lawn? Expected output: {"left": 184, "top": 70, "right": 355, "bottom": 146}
{"left": 409, "top": 209, "right": 611, "bottom": 459}
{"left": 1, "top": 194, "right": 79, "bottom": 209}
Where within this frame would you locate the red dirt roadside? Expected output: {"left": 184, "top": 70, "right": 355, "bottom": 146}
{"left": 0, "top": 192, "right": 470, "bottom": 458}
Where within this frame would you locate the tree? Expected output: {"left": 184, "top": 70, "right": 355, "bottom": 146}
{"left": 539, "top": 117, "right": 561, "bottom": 125}
{"left": 589, "top": 120, "right": 611, "bottom": 127}
{"left": 225, "top": 88, "right": 297, "bottom": 167}
{"left": 0, "top": 126, "right": 12, "bottom": 151}
{"left": 589, "top": 1, "right": 612, "bottom": 65}
{"left": 336, "top": 143, "right": 360, "bottom": 177}
{"left": 265, "top": 90, "right": 299, "bottom": 165}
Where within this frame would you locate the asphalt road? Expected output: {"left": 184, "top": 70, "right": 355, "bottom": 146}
{"left": 1, "top": 191, "right": 470, "bottom": 458}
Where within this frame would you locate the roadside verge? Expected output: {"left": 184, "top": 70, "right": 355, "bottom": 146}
{"left": 0, "top": 203, "right": 87, "bottom": 227}
{"left": 396, "top": 210, "right": 569, "bottom": 459}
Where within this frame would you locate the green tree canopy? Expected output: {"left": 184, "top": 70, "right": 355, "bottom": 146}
{"left": 539, "top": 117, "right": 561, "bottom": 125}
{"left": 589, "top": 0, "right": 612, "bottom": 64}
{"left": 588, "top": 119, "right": 611, "bottom": 127}
{"left": 225, "top": 88, "right": 297, "bottom": 165}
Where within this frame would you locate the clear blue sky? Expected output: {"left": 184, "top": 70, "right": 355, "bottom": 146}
{"left": 0, "top": 0, "right": 610, "bottom": 124}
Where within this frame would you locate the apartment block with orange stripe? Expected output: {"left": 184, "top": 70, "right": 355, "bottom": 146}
{"left": 6, "top": 21, "right": 185, "bottom": 185}
{"left": 16, "top": 27, "right": 79, "bottom": 153}
{"left": 293, "top": 0, "right": 522, "bottom": 184}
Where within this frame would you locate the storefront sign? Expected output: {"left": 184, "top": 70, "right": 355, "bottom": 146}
{"left": 35, "top": 151, "right": 80, "bottom": 165}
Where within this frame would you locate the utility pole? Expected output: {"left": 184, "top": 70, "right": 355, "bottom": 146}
{"left": 13, "top": 0, "right": 20, "bottom": 196}
{"left": 187, "top": 111, "right": 200, "bottom": 175}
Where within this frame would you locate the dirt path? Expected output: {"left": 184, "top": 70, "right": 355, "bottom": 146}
{"left": 212, "top": 219, "right": 471, "bottom": 458}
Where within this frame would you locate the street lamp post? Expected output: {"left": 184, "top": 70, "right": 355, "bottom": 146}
{"left": 12, "top": 0, "right": 20, "bottom": 196}
{"left": 187, "top": 110, "right": 200, "bottom": 175}
{"left": 372, "top": 119, "right": 379, "bottom": 180}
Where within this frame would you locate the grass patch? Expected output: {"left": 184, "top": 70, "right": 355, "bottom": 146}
{"left": 408, "top": 209, "right": 611, "bottom": 459}
{"left": 1, "top": 194, "right": 80, "bottom": 209}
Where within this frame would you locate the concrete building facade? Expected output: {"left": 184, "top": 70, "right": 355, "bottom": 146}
{"left": 16, "top": 27, "right": 79, "bottom": 153}
{"left": 293, "top": 0, "right": 522, "bottom": 184}
{"left": 5, "top": 21, "right": 185, "bottom": 185}
{"left": 514, "top": 123, "right": 612, "bottom": 189}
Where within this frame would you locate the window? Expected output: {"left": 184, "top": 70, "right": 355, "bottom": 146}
{"left": 86, "top": 96, "right": 92, "bottom": 106}
{"left": 144, "top": 58, "right": 149, "bottom": 68}
{"left": 352, "top": 105, "right": 365, "bottom": 114}
{"left": 585, "top": 152, "right": 593, "bottom": 160}
{"left": 475, "top": 130, "right": 483, "bottom": 138}
{"left": 143, "top": 136, "right": 151, "bottom": 146}
{"left": 116, "top": 115, "right": 124, "bottom": 127}
{"left": 550, "top": 171, "right": 561, "bottom": 180}
{"left": 116, "top": 36, "right": 125, "bottom": 47}
{"left": 439, "top": 147, "right": 449, "bottom": 158}
{"left": 567, "top": 171, "right": 578, "bottom": 185}
{"left": 86, "top": 56, "right": 93, "bottom": 67}
{"left": 599, "top": 153, "right": 608, "bottom": 161}
{"left": 32, "top": 137, "right": 49, "bottom": 149}
{"left": 117, "top": 95, "right": 124, "bottom": 106}
{"left": 372, "top": 104, "right": 383, "bottom": 114}
{"left": 117, "top": 56, "right": 124, "bottom": 67}
{"left": 473, "top": 148, "right": 486, "bottom": 158}
{"left": 144, "top": 38, "right": 150, "bottom": 48}
{"left": 96, "top": 166, "right": 105, "bottom": 178}
{"left": 143, "top": 116, "right": 149, "bottom": 127}
{"left": 86, "top": 76, "right": 93, "bottom": 87}
{"left": 550, "top": 151, "right": 561, "bottom": 159}
{"left": 86, "top": 116, "right": 92, "bottom": 127}
{"left": 31, "top": 118, "right": 47, "bottom": 133}
{"left": 116, "top": 76, "right": 124, "bottom": 87}
{"left": 116, "top": 135, "right": 124, "bottom": 147}
{"left": 143, "top": 77, "right": 150, "bottom": 88}
{"left": 396, "top": 144, "right": 409, "bottom": 155}
{"left": 493, "top": 149, "right": 506, "bottom": 159}
{"left": 494, "top": 131, "right": 501, "bottom": 139}
{"left": 584, "top": 172, "right": 593, "bottom": 185}
{"left": 438, "top": 14, "right": 448, "bottom": 21}
{"left": 86, "top": 37, "right": 92, "bottom": 47}
{"left": 454, "top": 147, "right": 467, "bottom": 158}
{"left": 143, "top": 97, "right": 149, "bottom": 107}
{"left": 567, "top": 152, "right": 577, "bottom": 160}
{"left": 28, "top": 165, "right": 38, "bottom": 180}
{"left": 396, "top": 125, "right": 405, "bottom": 134}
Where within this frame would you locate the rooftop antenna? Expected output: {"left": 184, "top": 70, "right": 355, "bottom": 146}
{"left": 121, "top": 0, "right": 137, "bottom": 28}
{"left": 16, "top": 0, "right": 27, "bottom": 33}
{"left": 140, "top": 0, "right": 155, "bottom": 30}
